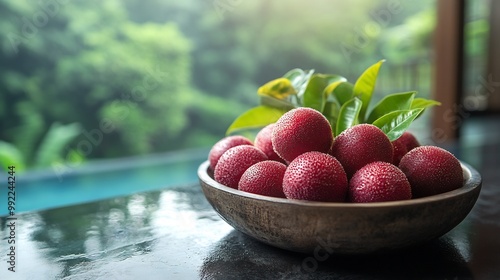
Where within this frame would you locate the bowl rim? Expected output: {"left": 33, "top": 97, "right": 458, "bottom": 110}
{"left": 198, "top": 160, "right": 482, "bottom": 208}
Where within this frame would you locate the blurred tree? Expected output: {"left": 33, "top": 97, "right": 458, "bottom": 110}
{"left": 122, "top": 0, "right": 437, "bottom": 104}
{"left": 0, "top": 0, "right": 440, "bottom": 170}
{"left": 0, "top": 0, "right": 246, "bottom": 168}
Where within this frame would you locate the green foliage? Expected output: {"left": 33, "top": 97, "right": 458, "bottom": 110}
{"left": 353, "top": 60, "right": 385, "bottom": 121}
{"left": 372, "top": 108, "right": 424, "bottom": 141}
{"left": 327, "top": 82, "right": 355, "bottom": 107}
{"left": 0, "top": 123, "right": 81, "bottom": 171}
{"left": 367, "top": 91, "right": 416, "bottom": 123}
{"left": 303, "top": 74, "right": 346, "bottom": 112}
{"left": 227, "top": 61, "right": 440, "bottom": 140}
{"left": 411, "top": 98, "right": 442, "bottom": 118}
{"left": 257, "top": 78, "right": 296, "bottom": 100}
{"left": 381, "top": 9, "right": 436, "bottom": 63}
{"left": 34, "top": 123, "right": 82, "bottom": 168}
{"left": 322, "top": 101, "right": 340, "bottom": 129}
{"left": 0, "top": 141, "right": 25, "bottom": 171}
{"left": 336, "top": 98, "right": 362, "bottom": 136}
{"left": 0, "top": 0, "right": 200, "bottom": 163}
{"left": 226, "top": 106, "right": 287, "bottom": 135}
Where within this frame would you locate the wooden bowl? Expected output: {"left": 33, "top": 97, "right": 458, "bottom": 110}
{"left": 198, "top": 160, "right": 481, "bottom": 254}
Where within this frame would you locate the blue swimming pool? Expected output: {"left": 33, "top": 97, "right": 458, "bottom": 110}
{"left": 3, "top": 148, "right": 209, "bottom": 216}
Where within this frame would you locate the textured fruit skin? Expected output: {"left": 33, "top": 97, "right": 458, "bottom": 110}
{"left": 208, "top": 135, "right": 253, "bottom": 170}
{"left": 391, "top": 132, "right": 421, "bottom": 165}
{"left": 238, "top": 160, "right": 287, "bottom": 198}
{"left": 254, "top": 124, "right": 285, "bottom": 163}
{"left": 392, "top": 139, "right": 408, "bottom": 166}
{"left": 349, "top": 161, "right": 412, "bottom": 203}
{"left": 283, "top": 152, "right": 347, "bottom": 202}
{"left": 398, "top": 131, "right": 420, "bottom": 151}
{"left": 214, "top": 145, "right": 267, "bottom": 189}
{"left": 272, "top": 108, "right": 333, "bottom": 163}
{"left": 331, "top": 124, "right": 393, "bottom": 178}
{"left": 399, "top": 146, "right": 463, "bottom": 198}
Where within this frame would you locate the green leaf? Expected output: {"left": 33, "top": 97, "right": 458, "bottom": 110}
{"left": 226, "top": 106, "right": 287, "bottom": 135}
{"left": 257, "top": 78, "right": 296, "bottom": 99}
{"left": 411, "top": 98, "right": 441, "bottom": 118}
{"left": 336, "top": 97, "right": 362, "bottom": 136}
{"left": 324, "top": 81, "right": 343, "bottom": 100}
{"left": 0, "top": 141, "right": 25, "bottom": 171}
{"left": 325, "top": 81, "right": 354, "bottom": 106}
{"left": 34, "top": 122, "right": 82, "bottom": 168}
{"left": 353, "top": 59, "right": 385, "bottom": 122}
{"left": 372, "top": 108, "right": 424, "bottom": 141}
{"left": 259, "top": 95, "right": 296, "bottom": 111}
{"left": 282, "top": 68, "right": 315, "bottom": 97}
{"left": 322, "top": 101, "right": 340, "bottom": 135}
{"left": 411, "top": 98, "right": 441, "bottom": 109}
{"left": 283, "top": 68, "right": 306, "bottom": 85}
{"left": 303, "top": 74, "right": 345, "bottom": 111}
{"left": 366, "top": 91, "right": 416, "bottom": 123}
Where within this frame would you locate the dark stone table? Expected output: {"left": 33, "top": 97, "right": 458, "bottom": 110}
{"left": 1, "top": 141, "right": 499, "bottom": 279}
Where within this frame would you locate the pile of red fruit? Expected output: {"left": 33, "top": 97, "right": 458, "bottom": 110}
{"left": 208, "top": 107, "right": 464, "bottom": 203}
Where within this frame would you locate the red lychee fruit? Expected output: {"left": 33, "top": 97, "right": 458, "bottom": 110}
{"left": 254, "top": 124, "right": 285, "bottom": 163}
{"left": 214, "top": 145, "right": 267, "bottom": 189}
{"left": 391, "top": 131, "right": 421, "bottom": 165}
{"left": 399, "top": 146, "right": 463, "bottom": 198}
{"left": 272, "top": 107, "right": 333, "bottom": 163}
{"left": 398, "top": 131, "right": 420, "bottom": 152}
{"left": 238, "top": 160, "right": 287, "bottom": 198}
{"left": 392, "top": 139, "right": 408, "bottom": 166}
{"left": 283, "top": 151, "right": 348, "bottom": 202}
{"left": 330, "top": 124, "right": 393, "bottom": 178}
{"left": 208, "top": 135, "right": 253, "bottom": 170}
{"left": 349, "top": 161, "right": 412, "bottom": 203}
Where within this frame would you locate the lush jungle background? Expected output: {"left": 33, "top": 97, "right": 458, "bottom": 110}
{"left": 0, "top": 0, "right": 489, "bottom": 171}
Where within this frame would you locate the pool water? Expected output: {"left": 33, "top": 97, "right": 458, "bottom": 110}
{"left": 3, "top": 148, "right": 209, "bottom": 216}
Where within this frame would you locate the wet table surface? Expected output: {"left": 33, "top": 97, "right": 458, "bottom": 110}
{"left": 1, "top": 142, "right": 500, "bottom": 279}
